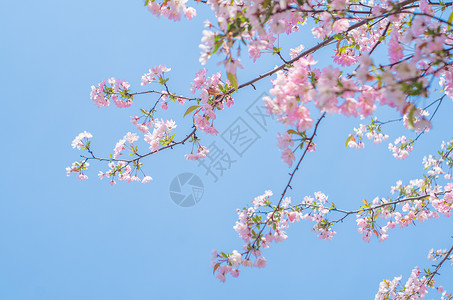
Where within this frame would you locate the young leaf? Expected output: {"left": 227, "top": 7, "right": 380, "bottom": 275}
{"left": 184, "top": 105, "right": 200, "bottom": 117}
{"left": 448, "top": 11, "right": 453, "bottom": 31}
{"left": 345, "top": 134, "right": 356, "bottom": 147}
{"left": 227, "top": 72, "right": 238, "bottom": 91}
{"left": 213, "top": 263, "right": 221, "bottom": 274}
{"left": 406, "top": 105, "right": 416, "bottom": 130}
{"left": 373, "top": 229, "right": 379, "bottom": 238}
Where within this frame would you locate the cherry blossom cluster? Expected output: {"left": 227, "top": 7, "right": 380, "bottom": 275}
{"left": 403, "top": 108, "right": 431, "bottom": 133}
{"left": 374, "top": 266, "right": 451, "bottom": 300}
{"left": 375, "top": 246, "right": 453, "bottom": 300}
{"left": 275, "top": 129, "right": 317, "bottom": 166}
{"left": 113, "top": 132, "right": 140, "bottom": 159}
{"left": 185, "top": 145, "right": 209, "bottom": 160}
{"left": 276, "top": 132, "right": 295, "bottom": 166}
{"left": 69, "top": 0, "right": 453, "bottom": 293}
{"left": 71, "top": 66, "right": 209, "bottom": 182}
{"left": 90, "top": 78, "right": 132, "bottom": 108}
{"left": 213, "top": 139, "right": 453, "bottom": 281}
{"left": 388, "top": 135, "right": 413, "bottom": 160}
{"left": 354, "top": 140, "right": 453, "bottom": 242}
{"left": 67, "top": 131, "right": 94, "bottom": 179}
{"left": 196, "top": 0, "right": 453, "bottom": 169}
{"left": 189, "top": 69, "right": 234, "bottom": 136}
{"left": 213, "top": 190, "right": 337, "bottom": 282}
{"left": 66, "top": 160, "right": 90, "bottom": 181}
{"left": 141, "top": 65, "right": 171, "bottom": 87}
{"left": 347, "top": 118, "right": 389, "bottom": 149}
{"left": 71, "top": 131, "right": 93, "bottom": 150}
{"left": 428, "top": 248, "right": 453, "bottom": 264}
{"left": 98, "top": 161, "right": 152, "bottom": 185}
{"left": 440, "top": 66, "right": 453, "bottom": 99}
{"left": 143, "top": 119, "right": 177, "bottom": 152}
{"left": 145, "top": 0, "right": 196, "bottom": 21}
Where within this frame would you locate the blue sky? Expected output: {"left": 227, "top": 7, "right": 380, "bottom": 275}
{"left": 1, "top": 1, "right": 453, "bottom": 299}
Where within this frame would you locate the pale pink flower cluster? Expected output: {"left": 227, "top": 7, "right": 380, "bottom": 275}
{"left": 428, "top": 248, "right": 453, "bottom": 263}
{"left": 211, "top": 139, "right": 453, "bottom": 280}
{"left": 195, "top": 0, "right": 452, "bottom": 157}
{"left": 263, "top": 56, "right": 316, "bottom": 130}
{"left": 388, "top": 136, "right": 413, "bottom": 160}
{"left": 215, "top": 191, "right": 338, "bottom": 281}
{"left": 300, "top": 192, "right": 337, "bottom": 240}
{"left": 185, "top": 146, "right": 209, "bottom": 161}
{"left": 198, "top": 0, "right": 305, "bottom": 67}
{"left": 90, "top": 80, "right": 109, "bottom": 108}
{"left": 439, "top": 66, "right": 453, "bottom": 99}
{"left": 90, "top": 78, "right": 132, "bottom": 108}
{"left": 113, "top": 132, "right": 139, "bottom": 159}
{"left": 276, "top": 132, "right": 296, "bottom": 166}
{"left": 71, "top": 131, "right": 93, "bottom": 150}
{"left": 432, "top": 184, "right": 453, "bottom": 217}
{"left": 147, "top": 0, "right": 196, "bottom": 21}
{"left": 98, "top": 161, "right": 152, "bottom": 185}
{"left": 388, "top": 27, "right": 404, "bottom": 64}
{"left": 143, "top": 119, "right": 177, "bottom": 152}
{"left": 347, "top": 135, "right": 365, "bottom": 149}
{"left": 374, "top": 250, "right": 453, "bottom": 300}
{"left": 353, "top": 139, "right": 453, "bottom": 243}
{"left": 248, "top": 37, "right": 274, "bottom": 62}
{"left": 66, "top": 161, "right": 89, "bottom": 180}
{"left": 211, "top": 249, "right": 265, "bottom": 283}
{"left": 403, "top": 108, "right": 431, "bottom": 133}
{"left": 276, "top": 132, "right": 294, "bottom": 150}
{"left": 190, "top": 69, "right": 234, "bottom": 135}
{"left": 131, "top": 115, "right": 152, "bottom": 134}
{"left": 141, "top": 65, "right": 171, "bottom": 87}
{"left": 356, "top": 179, "right": 452, "bottom": 243}
{"left": 311, "top": 12, "right": 336, "bottom": 39}
{"left": 251, "top": 190, "right": 273, "bottom": 209}
{"left": 375, "top": 267, "right": 429, "bottom": 299}
{"left": 423, "top": 155, "right": 446, "bottom": 178}
{"left": 356, "top": 205, "right": 389, "bottom": 243}
{"left": 348, "top": 121, "right": 388, "bottom": 149}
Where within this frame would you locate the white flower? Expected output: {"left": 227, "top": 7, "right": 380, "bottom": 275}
{"left": 228, "top": 250, "right": 242, "bottom": 267}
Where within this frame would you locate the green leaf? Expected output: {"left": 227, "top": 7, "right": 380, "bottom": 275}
{"left": 183, "top": 105, "right": 200, "bottom": 117}
{"left": 144, "top": 0, "right": 150, "bottom": 5}
{"left": 406, "top": 105, "right": 416, "bottom": 130}
{"left": 345, "top": 134, "right": 355, "bottom": 147}
{"left": 338, "top": 46, "right": 348, "bottom": 55}
{"left": 448, "top": 11, "right": 453, "bottom": 31}
{"left": 227, "top": 72, "right": 238, "bottom": 91}
{"left": 287, "top": 129, "right": 298, "bottom": 135}
{"left": 212, "top": 39, "right": 223, "bottom": 54}
{"left": 333, "top": 34, "right": 343, "bottom": 40}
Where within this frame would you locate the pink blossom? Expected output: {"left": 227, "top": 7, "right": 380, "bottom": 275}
{"left": 142, "top": 176, "right": 153, "bottom": 183}
{"left": 254, "top": 257, "right": 267, "bottom": 269}
{"left": 71, "top": 131, "right": 93, "bottom": 150}
{"left": 281, "top": 148, "right": 295, "bottom": 167}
